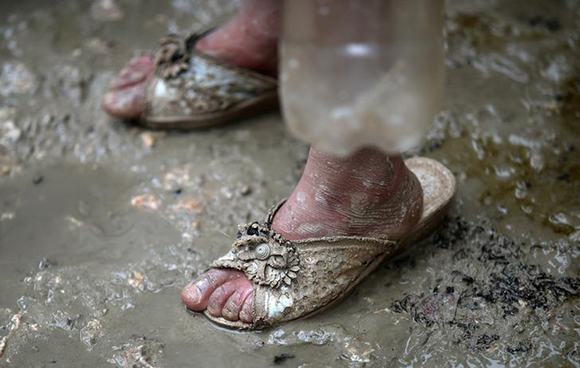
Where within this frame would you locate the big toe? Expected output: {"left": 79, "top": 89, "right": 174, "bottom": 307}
{"left": 181, "top": 268, "right": 245, "bottom": 311}
{"left": 109, "top": 55, "right": 155, "bottom": 90}
{"left": 102, "top": 83, "right": 145, "bottom": 119}
{"left": 103, "top": 56, "right": 154, "bottom": 119}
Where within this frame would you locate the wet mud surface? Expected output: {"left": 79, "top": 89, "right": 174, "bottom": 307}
{"left": 1, "top": 0, "right": 579, "bottom": 367}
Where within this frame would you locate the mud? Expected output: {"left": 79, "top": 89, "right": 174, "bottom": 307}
{"left": 0, "top": 0, "right": 579, "bottom": 367}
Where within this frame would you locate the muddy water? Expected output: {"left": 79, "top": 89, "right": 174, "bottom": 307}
{"left": 0, "top": 0, "right": 579, "bottom": 367}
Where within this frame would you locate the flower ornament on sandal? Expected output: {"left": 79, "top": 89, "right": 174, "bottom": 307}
{"left": 154, "top": 36, "right": 189, "bottom": 79}
{"left": 213, "top": 221, "right": 301, "bottom": 289}
{"left": 233, "top": 222, "right": 300, "bottom": 288}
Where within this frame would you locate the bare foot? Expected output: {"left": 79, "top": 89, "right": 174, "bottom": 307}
{"left": 181, "top": 147, "right": 423, "bottom": 322}
{"left": 102, "top": 0, "right": 281, "bottom": 119}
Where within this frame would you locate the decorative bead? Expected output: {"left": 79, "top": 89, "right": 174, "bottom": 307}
{"left": 255, "top": 244, "right": 271, "bottom": 260}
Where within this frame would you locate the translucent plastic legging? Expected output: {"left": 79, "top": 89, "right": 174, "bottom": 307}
{"left": 281, "top": 0, "right": 444, "bottom": 156}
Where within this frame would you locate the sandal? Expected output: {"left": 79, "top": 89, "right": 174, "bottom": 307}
{"left": 203, "top": 157, "right": 456, "bottom": 330}
{"left": 140, "top": 31, "right": 278, "bottom": 129}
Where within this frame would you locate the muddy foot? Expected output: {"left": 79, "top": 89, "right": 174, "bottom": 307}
{"left": 102, "top": 0, "right": 281, "bottom": 119}
{"left": 181, "top": 147, "right": 423, "bottom": 323}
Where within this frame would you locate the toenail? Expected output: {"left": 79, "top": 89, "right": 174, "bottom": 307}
{"left": 194, "top": 277, "right": 210, "bottom": 291}
{"left": 185, "top": 283, "right": 202, "bottom": 305}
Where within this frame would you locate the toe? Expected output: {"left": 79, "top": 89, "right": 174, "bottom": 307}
{"left": 181, "top": 268, "right": 244, "bottom": 311}
{"left": 239, "top": 292, "right": 254, "bottom": 323}
{"left": 206, "top": 276, "right": 250, "bottom": 317}
{"left": 103, "top": 55, "right": 155, "bottom": 119}
{"left": 221, "top": 278, "right": 253, "bottom": 321}
{"left": 102, "top": 82, "right": 145, "bottom": 119}
{"left": 109, "top": 56, "right": 154, "bottom": 90}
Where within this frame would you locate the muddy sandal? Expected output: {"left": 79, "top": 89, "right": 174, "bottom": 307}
{"left": 140, "top": 31, "right": 278, "bottom": 129}
{"left": 203, "top": 157, "right": 456, "bottom": 330}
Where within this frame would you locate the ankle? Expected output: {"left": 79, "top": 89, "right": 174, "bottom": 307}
{"left": 272, "top": 147, "right": 423, "bottom": 240}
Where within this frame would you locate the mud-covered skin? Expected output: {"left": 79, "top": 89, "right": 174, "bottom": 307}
{"left": 1, "top": 0, "right": 580, "bottom": 367}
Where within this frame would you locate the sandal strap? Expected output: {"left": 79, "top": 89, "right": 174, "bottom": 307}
{"left": 211, "top": 213, "right": 301, "bottom": 289}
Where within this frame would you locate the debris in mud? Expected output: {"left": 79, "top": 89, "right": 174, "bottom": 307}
{"left": 390, "top": 217, "right": 580, "bottom": 352}
{"left": 268, "top": 328, "right": 333, "bottom": 346}
{"left": 80, "top": 319, "right": 103, "bottom": 349}
{"left": 273, "top": 353, "right": 295, "bottom": 365}
{"left": 86, "top": 38, "right": 113, "bottom": 55}
{"left": 240, "top": 184, "right": 252, "bottom": 196}
{"left": 127, "top": 271, "right": 146, "bottom": 291}
{"left": 1, "top": 212, "right": 15, "bottom": 221}
{"left": 53, "top": 310, "right": 80, "bottom": 331}
{"left": 506, "top": 339, "right": 532, "bottom": 354}
{"left": 140, "top": 132, "right": 156, "bottom": 149}
{"left": 339, "top": 336, "right": 375, "bottom": 365}
{"left": 108, "top": 336, "right": 163, "bottom": 368}
{"left": 91, "top": 0, "right": 124, "bottom": 22}
{"left": 162, "top": 167, "right": 192, "bottom": 192}
{"left": 172, "top": 198, "right": 202, "bottom": 214}
{"left": 0, "top": 120, "right": 21, "bottom": 148}
{"left": 0, "top": 313, "right": 22, "bottom": 358}
{"left": 0, "top": 62, "right": 36, "bottom": 96}
{"left": 38, "top": 258, "right": 56, "bottom": 270}
{"left": 32, "top": 175, "right": 43, "bottom": 185}
{"left": 131, "top": 194, "right": 160, "bottom": 211}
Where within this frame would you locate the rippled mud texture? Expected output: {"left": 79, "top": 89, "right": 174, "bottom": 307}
{"left": 0, "top": 0, "right": 579, "bottom": 367}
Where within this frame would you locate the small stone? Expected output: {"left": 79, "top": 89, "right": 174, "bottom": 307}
{"left": 140, "top": 132, "right": 156, "bottom": 148}
{"left": 80, "top": 319, "right": 103, "bottom": 348}
{"left": 0, "top": 212, "right": 14, "bottom": 221}
{"left": 91, "top": 0, "right": 123, "bottom": 21}
{"left": 240, "top": 185, "right": 252, "bottom": 196}
{"left": 128, "top": 271, "right": 145, "bottom": 290}
{"left": 569, "top": 229, "right": 580, "bottom": 242}
{"left": 0, "top": 166, "right": 11, "bottom": 177}
{"left": 273, "top": 354, "right": 295, "bottom": 365}
{"left": 131, "top": 194, "right": 160, "bottom": 211}
{"left": 38, "top": 258, "right": 56, "bottom": 270}
{"left": 174, "top": 199, "right": 202, "bottom": 214}
{"left": 0, "top": 62, "right": 36, "bottom": 96}
{"left": 87, "top": 38, "right": 111, "bottom": 54}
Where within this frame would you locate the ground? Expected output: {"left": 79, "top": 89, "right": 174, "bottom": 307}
{"left": 0, "top": 0, "right": 579, "bottom": 367}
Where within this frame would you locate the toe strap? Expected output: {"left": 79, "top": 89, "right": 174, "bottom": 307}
{"left": 210, "top": 221, "right": 301, "bottom": 289}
